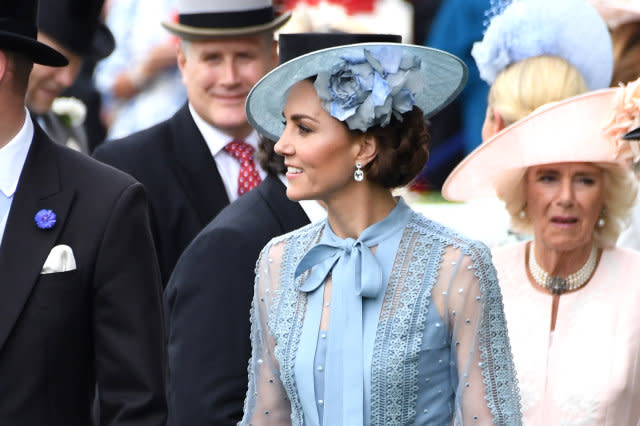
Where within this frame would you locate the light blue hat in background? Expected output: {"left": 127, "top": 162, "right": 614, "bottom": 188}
{"left": 472, "top": 0, "right": 613, "bottom": 90}
{"left": 245, "top": 42, "right": 468, "bottom": 141}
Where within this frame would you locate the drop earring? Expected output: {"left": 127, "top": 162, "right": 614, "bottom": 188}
{"left": 598, "top": 207, "right": 606, "bottom": 228}
{"left": 354, "top": 161, "right": 364, "bottom": 182}
{"left": 519, "top": 203, "right": 527, "bottom": 219}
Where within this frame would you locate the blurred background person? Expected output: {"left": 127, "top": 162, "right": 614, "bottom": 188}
{"left": 28, "top": 0, "right": 115, "bottom": 153}
{"left": 473, "top": 0, "right": 612, "bottom": 142}
{"left": 94, "top": 0, "right": 186, "bottom": 140}
{"left": 443, "top": 88, "right": 640, "bottom": 425}
{"left": 60, "top": 1, "right": 112, "bottom": 153}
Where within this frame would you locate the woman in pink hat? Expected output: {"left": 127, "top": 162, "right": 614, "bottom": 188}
{"left": 443, "top": 88, "right": 640, "bottom": 424}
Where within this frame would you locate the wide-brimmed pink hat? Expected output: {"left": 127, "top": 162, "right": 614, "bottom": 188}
{"left": 442, "top": 88, "right": 637, "bottom": 201}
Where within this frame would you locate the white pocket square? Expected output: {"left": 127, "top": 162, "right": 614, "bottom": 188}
{"left": 41, "top": 244, "right": 77, "bottom": 274}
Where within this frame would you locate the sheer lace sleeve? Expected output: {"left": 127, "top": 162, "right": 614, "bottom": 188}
{"left": 240, "top": 241, "right": 292, "bottom": 425}
{"left": 432, "top": 243, "right": 521, "bottom": 425}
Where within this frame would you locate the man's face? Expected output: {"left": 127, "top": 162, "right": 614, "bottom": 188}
{"left": 177, "top": 34, "right": 278, "bottom": 139}
{"left": 25, "top": 32, "right": 83, "bottom": 114}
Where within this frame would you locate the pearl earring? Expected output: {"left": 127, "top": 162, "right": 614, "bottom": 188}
{"left": 598, "top": 207, "right": 606, "bottom": 228}
{"left": 354, "top": 161, "right": 364, "bottom": 182}
{"left": 519, "top": 204, "right": 527, "bottom": 219}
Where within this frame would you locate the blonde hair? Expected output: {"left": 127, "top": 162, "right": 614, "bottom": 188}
{"left": 488, "top": 55, "right": 589, "bottom": 125}
{"left": 499, "top": 164, "right": 638, "bottom": 248}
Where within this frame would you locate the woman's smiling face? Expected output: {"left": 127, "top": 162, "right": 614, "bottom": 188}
{"left": 275, "top": 80, "right": 363, "bottom": 203}
{"left": 525, "top": 162, "right": 605, "bottom": 252}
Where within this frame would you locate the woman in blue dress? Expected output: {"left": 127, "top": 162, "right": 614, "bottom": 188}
{"left": 240, "top": 41, "right": 521, "bottom": 425}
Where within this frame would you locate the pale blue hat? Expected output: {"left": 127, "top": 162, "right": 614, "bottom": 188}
{"left": 245, "top": 42, "right": 468, "bottom": 141}
{"left": 472, "top": 0, "right": 613, "bottom": 90}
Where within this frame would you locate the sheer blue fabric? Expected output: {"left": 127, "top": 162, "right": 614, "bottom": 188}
{"left": 241, "top": 199, "right": 521, "bottom": 425}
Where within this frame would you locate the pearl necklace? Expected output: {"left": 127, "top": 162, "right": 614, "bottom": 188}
{"left": 528, "top": 242, "right": 598, "bottom": 294}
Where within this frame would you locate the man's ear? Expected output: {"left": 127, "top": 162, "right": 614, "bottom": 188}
{"left": 176, "top": 42, "right": 188, "bottom": 83}
{"left": 356, "top": 133, "right": 378, "bottom": 167}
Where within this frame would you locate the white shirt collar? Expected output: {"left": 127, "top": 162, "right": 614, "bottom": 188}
{"left": 277, "top": 174, "right": 327, "bottom": 223}
{"left": 188, "top": 102, "right": 260, "bottom": 155}
{"left": 0, "top": 108, "right": 34, "bottom": 197}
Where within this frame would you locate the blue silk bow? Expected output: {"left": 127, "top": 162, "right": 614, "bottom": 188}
{"left": 295, "top": 238, "right": 383, "bottom": 297}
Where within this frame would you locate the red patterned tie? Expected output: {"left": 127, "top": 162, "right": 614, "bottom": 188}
{"left": 224, "top": 140, "right": 262, "bottom": 196}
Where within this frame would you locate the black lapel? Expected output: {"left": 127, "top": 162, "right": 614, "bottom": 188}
{"left": 168, "top": 105, "right": 230, "bottom": 225}
{"left": 0, "top": 124, "right": 74, "bottom": 351}
{"left": 257, "top": 175, "right": 310, "bottom": 233}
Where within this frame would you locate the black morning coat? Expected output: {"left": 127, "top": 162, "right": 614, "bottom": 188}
{"left": 165, "top": 175, "right": 310, "bottom": 425}
{"left": 0, "top": 120, "right": 166, "bottom": 425}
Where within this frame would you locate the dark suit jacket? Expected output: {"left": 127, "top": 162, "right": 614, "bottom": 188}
{"left": 164, "top": 175, "right": 310, "bottom": 426}
{"left": 0, "top": 122, "right": 166, "bottom": 425}
{"left": 93, "top": 103, "right": 230, "bottom": 285}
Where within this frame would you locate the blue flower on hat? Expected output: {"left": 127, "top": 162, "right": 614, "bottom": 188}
{"left": 313, "top": 46, "right": 423, "bottom": 132}
{"left": 35, "top": 209, "right": 57, "bottom": 230}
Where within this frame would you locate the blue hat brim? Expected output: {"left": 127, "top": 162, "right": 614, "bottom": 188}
{"left": 246, "top": 42, "right": 468, "bottom": 141}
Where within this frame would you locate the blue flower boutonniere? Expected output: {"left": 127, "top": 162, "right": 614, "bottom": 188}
{"left": 35, "top": 209, "right": 57, "bottom": 230}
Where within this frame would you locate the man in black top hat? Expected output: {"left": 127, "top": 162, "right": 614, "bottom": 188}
{"left": 0, "top": 1, "right": 166, "bottom": 425}
{"left": 26, "top": 0, "right": 114, "bottom": 153}
{"left": 164, "top": 32, "right": 401, "bottom": 426}
{"left": 93, "top": 0, "right": 291, "bottom": 285}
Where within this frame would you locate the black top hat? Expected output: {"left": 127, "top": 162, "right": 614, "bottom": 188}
{"left": 623, "top": 126, "right": 640, "bottom": 141}
{"left": 38, "top": 0, "right": 115, "bottom": 59}
{"left": 162, "top": 0, "right": 291, "bottom": 40}
{"left": 278, "top": 33, "right": 402, "bottom": 64}
{"left": 0, "top": 0, "right": 67, "bottom": 66}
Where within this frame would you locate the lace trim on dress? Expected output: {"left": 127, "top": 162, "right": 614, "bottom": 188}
{"left": 371, "top": 213, "right": 442, "bottom": 424}
{"left": 467, "top": 233, "right": 522, "bottom": 425}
